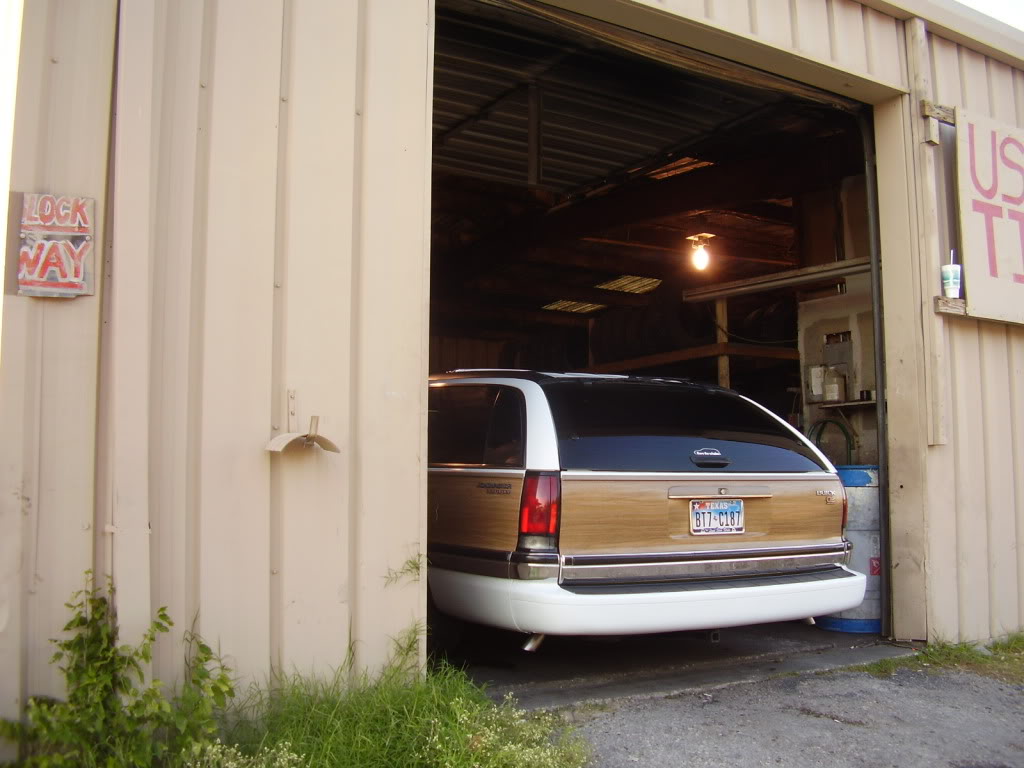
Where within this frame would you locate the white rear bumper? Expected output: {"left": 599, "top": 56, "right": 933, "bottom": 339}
{"left": 429, "top": 567, "right": 866, "bottom": 635}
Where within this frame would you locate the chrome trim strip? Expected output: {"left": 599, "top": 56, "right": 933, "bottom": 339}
{"left": 561, "top": 566, "right": 855, "bottom": 595}
{"left": 427, "top": 467, "right": 526, "bottom": 476}
{"left": 559, "top": 471, "right": 840, "bottom": 481}
{"left": 428, "top": 546, "right": 509, "bottom": 580}
{"left": 562, "top": 542, "right": 850, "bottom": 566}
{"left": 428, "top": 545, "right": 561, "bottom": 580}
{"left": 560, "top": 551, "right": 851, "bottom": 584}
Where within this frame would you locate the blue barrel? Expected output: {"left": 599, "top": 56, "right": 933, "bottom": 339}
{"left": 816, "top": 465, "right": 881, "bottom": 633}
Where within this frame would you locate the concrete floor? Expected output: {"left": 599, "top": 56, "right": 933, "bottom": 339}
{"left": 438, "top": 620, "right": 917, "bottom": 709}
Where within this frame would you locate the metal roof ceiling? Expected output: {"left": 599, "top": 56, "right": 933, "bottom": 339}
{"left": 433, "top": 2, "right": 780, "bottom": 195}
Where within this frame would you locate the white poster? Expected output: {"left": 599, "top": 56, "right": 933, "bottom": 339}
{"left": 955, "top": 108, "right": 1024, "bottom": 325}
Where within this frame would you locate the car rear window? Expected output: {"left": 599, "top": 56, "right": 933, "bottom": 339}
{"left": 541, "top": 380, "right": 827, "bottom": 472}
{"left": 428, "top": 384, "right": 525, "bottom": 467}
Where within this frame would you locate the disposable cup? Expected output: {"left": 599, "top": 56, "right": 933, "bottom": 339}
{"left": 941, "top": 263, "right": 961, "bottom": 299}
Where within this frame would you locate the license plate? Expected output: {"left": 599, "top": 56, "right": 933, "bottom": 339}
{"left": 690, "top": 499, "right": 744, "bottom": 535}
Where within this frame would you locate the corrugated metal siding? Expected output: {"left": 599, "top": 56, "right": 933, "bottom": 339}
{"left": 117, "top": 0, "right": 432, "bottom": 682}
{"left": 0, "top": 0, "right": 118, "bottom": 742}
{"left": 1, "top": 0, "right": 432, "bottom": 714}
{"left": 917, "top": 31, "right": 1024, "bottom": 642}
{"left": 549, "top": 0, "right": 909, "bottom": 95}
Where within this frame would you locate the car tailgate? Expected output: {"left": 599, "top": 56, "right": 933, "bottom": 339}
{"left": 557, "top": 472, "right": 847, "bottom": 583}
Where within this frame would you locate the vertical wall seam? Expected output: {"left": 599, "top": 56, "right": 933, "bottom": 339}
{"left": 825, "top": 0, "right": 837, "bottom": 67}
{"left": 979, "top": 325, "right": 995, "bottom": 637}
{"left": 186, "top": 0, "right": 218, "bottom": 632}
{"left": 268, "top": 0, "right": 293, "bottom": 673}
{"left": 1011, "top": 330, "right": 1024, "bottom": 632}
{"left": 984, "top": 57, "right": 996, "bottom": 120}
{"left": 346, "top": 0, "right": 368, "bottom": 676}
{"left": 948, "top": 324, "right": 965, "bottom": 638}
{"left": 788, "top": 0, "right": 799, "bottom": 52}
{"left": 861, "top": 6, "right": 874, "bottom": 78}
{"left": 956, "top": 44, "right": 969, "bottom": 109}
{"left": 747, "top": 0, "right": 758, "bottom": 37}
{"left": 417, "top": 0, "right": 438, "bottom": 665}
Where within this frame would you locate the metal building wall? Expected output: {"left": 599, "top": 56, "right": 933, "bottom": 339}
{"left": 101, "top": 0, "right": 433, "bottom": 685}
{"left": 906, "top": 25, "right": 1024, "bottom": 643}
{"left": 3, "top": 3, "right": 1023, "bottom": 744}
{"left": 1, "top": 0, "right": 433, "bottom": 729}
{"left": 0, "top": 0, "right": 118, "bottom": 741}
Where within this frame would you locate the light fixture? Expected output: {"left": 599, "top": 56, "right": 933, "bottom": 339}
{"left": 686, "top": 233, "right": 716, "bottom": 271}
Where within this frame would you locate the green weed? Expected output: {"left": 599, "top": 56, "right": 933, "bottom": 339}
{"left": 859, "top": 633, "right": 1024, "bottom": 683}
{"left": 228, "top": 658, "right": 588, "bottom": 768}
{"left": 0, "top": 572, "right": 234, "bottom": 767}
{"left": 384, "top": 553, "right": 425, "bottom": 587}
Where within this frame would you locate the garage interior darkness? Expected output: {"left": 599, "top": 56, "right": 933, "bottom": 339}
{"left": 429, "top": 0, "right": 882, "bottom": 470}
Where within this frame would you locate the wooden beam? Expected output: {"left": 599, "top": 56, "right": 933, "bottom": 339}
{"left": 524, "top": 246, "right": 668, "bottom": 278}
{"left": 578, "top": 342, "right": 799, "bottom": 374}
{"left": 474, "top": 276, "right": 650, "bottom": 307}
{"left": 432, "top": 136, "right": 859, "bottom": 296}
{"left": 582, "top": 236, "right": 796, "bottom": 266}
{"left": 681, "top": 257, "right": 871, "bottom": 302}
{"left": 523, "top": 136, "right": 859, "bottom": 245}
{"left": 431, "top": 300, "right": 591, "bottom": 328}
{"left": 715, "top": 299, "right": 730, "bottom": 388}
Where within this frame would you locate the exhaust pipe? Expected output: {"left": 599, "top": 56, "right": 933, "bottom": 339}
{"left": 522, "top": 633, "right": 545, "bottom": 652}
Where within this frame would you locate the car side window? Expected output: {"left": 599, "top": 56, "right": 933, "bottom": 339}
{"left": 428, "top": 385, "right": 525, "bottom": 467}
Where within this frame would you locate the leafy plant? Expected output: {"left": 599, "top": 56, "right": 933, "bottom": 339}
{"left": 383, "top": 553, "right": 425, "bottom": 587}
{"left": 226, "top": 633, "right": 587, "bottom": 768}
{"left": 0, "top": 572, "right": 234, "bottom": 767}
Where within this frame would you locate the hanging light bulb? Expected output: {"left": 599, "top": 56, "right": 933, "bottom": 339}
{"left": 686, "top": 233, "right": 716, "bottom": 271}
{"left": 692, "top": 242, "right": 709, "bottom": 270}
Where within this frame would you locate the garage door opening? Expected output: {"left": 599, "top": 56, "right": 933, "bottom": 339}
{"left": 428, "top": 0, "right": 888, "bottom": 653}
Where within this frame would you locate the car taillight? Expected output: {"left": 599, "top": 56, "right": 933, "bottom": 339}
{"left": 519, "top": 472, "right": 560, "bottom": 536}
{"left": 841, "top": 487, "right": 849, "bottom": 532}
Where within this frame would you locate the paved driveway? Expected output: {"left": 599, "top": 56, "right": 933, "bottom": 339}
{"left": 578, "top": 666, "right": 1024, "bottom": 768}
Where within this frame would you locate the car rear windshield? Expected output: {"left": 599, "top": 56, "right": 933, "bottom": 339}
{"left": 541, "top": 380, "right": 828, "bottom": 472}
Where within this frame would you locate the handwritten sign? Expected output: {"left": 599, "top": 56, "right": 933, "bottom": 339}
{"left": 956, "top": 110, "right": 1024, "bottom": 325}
{"left": 17, "top": 193, "right": 95, "bottom": 298}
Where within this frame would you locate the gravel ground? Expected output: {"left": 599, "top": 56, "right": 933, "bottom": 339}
{"left": 577, "top": 667, "right": 1024, "bottom": 768}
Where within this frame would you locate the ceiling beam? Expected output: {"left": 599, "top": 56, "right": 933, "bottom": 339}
{"left": 474, "top": 275, "right": 650, "bottom": 307}
{"left": 527, "top": 136, "right": 859, "bottom": 244}
{"left": 433, "top": 135, "right": 859, "bottom": 294}
{"left": 578, "top": 342, "right": 800, "bottom": 374}
{"left": 523, "top": 245, "right": 669, "bottom": 277}
{"left": 581, "top": 236, "right": 796, "bottom": 266}
{"left": 680, "top": 257, "right": 871, "bottom": 302}
{"left": 432, "top": 300, "right": 592, "bottom": 328}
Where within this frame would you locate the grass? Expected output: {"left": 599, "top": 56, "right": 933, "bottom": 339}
{"left": 859, "top": 632, "right": 1024, "bottom": 684}
{"left": 224, "top": 660, "right": 588, "bottom": 768}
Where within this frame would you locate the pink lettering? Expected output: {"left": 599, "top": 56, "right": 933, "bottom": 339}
{"left": 69, "top": 197, "right": 89, "bottom": 227}
{"left": 62, "top": 240, "right": 90, "bottom": 281}
{"left": 21, "top": 194, "right": 40, "bottom": 226}
{"left": 1009, "top": 209, "right": 1024, "bottom": 284}
{"left": 969, "top": 123, "right": 999, "bottom": 200}
{"left": 972, "top": 199, "right": 1003, "bottom": 277}
{"left": 17, "top": 241, "right": 45, "bottom": 279}
{"left": 37, "top": 195, "right": 57, "bottom": 225}
{"left": 1001, "top": 137, "right": 1024, "bottom": 206}
{"left": 37, "top": 241, "right": 68, "bottom": 281}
